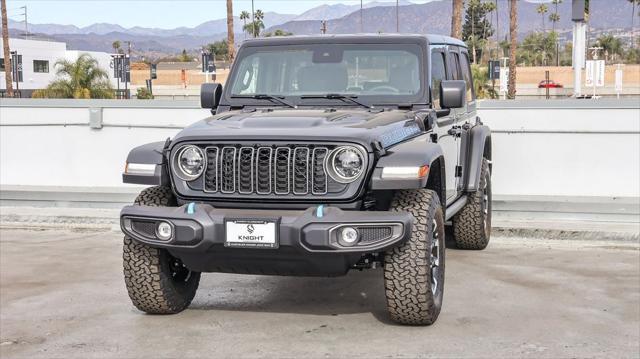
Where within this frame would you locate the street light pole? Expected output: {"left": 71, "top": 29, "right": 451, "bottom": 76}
{"left": 360, "top": 0, "right": 363, "bottom": 33}
{"left": 396, "top": 0, "right": 399, "bottom": 33}
{"left": 20, "top": 6, "right": 27, "bottom": 39}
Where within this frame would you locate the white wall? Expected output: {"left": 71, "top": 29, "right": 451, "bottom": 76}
{"left": 479, "top": 102, "right": 640, "bottom": 197}
{"left": 0, "top": 99, "right": 638, "bottom": 199}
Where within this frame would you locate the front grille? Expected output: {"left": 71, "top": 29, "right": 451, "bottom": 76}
{"left": 203, "top": 145, "right": 331, "bottom": 196}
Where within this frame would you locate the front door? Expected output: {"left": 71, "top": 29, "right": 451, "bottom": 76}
{"left": 430, "top": 46, "right": 460, "bottom": 204}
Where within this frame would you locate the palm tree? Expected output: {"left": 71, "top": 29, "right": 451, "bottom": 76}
{"left": 451, "top": 0, "right": 464, "bottom": 39}
{"left": 244, "top": 9, "right": 265, "bottom": 37}
{"left": 112, "top": 40, "right": 122, "bottom": 54}
{"left": 240, "top": 11, "right": 250, "bottom": 39}
{"left": 1, "top": 0, "right": 13, "bottom": 97}
{"left": 550, "top": 0, "right": 562, "bottom": 65}
{"left": 255, "top": 9, "right": 264, "bottom": 22}
{"left": 630, "top": 0, "right": 640, "bottom": 33}
{"left": 537, "top": 4, "right": 548, "bottom": 33}
{"left": 596, "top": 34, "right": 623, "bottom": 63}
{"left": 508, "top": 0, "right": 517, "bottom": 99}
{"left": 226, "top": 0, "right": 235, "bottom": 62}
{"left": 549, "top": 13, "right": 560, "bottom": 32}
{"left": 44, "top": 54, "right": 114, "bottom": 99}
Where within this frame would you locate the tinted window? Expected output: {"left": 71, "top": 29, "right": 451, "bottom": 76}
{"left": 449, "top": 52, "right": 461, "bottom": 81}
{"left": 430, "top": 51, "right": 446, "bottom": 109}
{"left": 33, "top": 60, "right": 49, "bottom": 73}
{"left": 460, "top": 52, "right": 474, "bottom": 102}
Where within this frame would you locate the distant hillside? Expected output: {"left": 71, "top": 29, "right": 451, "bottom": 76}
{"left": 292, "top": 0, "right": 413, "bottom": 21}
{"left": 269, "top": 0, "right": 636, "bottom": 36}
{"left": 7, "top": 12, "right": 295, "bottom": 37}
{"left": 6, "top": 0, "right": 635, "bottom": 57}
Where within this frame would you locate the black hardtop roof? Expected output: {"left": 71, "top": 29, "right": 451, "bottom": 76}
{"left": 240, "top": 33, "right": 467, "bottom": 48}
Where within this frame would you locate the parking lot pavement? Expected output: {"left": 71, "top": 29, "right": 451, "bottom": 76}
{"left": 0, "top": 229, "right": 638, "bottom": 359}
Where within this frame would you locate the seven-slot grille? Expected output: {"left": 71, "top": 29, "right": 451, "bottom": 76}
{"left": 203, "top": 145, "right": 330, "bottom": 196}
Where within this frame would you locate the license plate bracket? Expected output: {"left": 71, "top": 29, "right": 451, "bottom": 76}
{"left": 224, "top": 218, "right": 279, "bottom": 249}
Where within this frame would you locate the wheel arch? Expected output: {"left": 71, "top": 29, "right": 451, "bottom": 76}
{"left": 369, "top": 135, "right": 445, "bottom": 195}
{"left": 123, "top": 141, "right": 170, "bottom": 186}
{"left": 464, "top": 125, "right": 491, "bottom": 192}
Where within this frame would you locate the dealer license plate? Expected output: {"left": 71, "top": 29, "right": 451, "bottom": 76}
{"left": 225, "top": 219, "right": 278, "bottom": 249}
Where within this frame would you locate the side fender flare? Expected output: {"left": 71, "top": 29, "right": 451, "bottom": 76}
{"left": 123, "top": 141, "right": 170, "bottom": 186}
{"left": 370, "top": 134, "right": 444, "bottom": 190}
{"left": 464, "top": 125, "right": 491, "bottom": 192}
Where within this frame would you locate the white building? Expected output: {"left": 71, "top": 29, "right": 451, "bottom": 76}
{"left": 0, "top": 38, "right": 118, "bottom": 96}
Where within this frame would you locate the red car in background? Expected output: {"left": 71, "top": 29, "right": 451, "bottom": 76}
{"left": 538, "top": 80, "right": 563, "bottom": 88}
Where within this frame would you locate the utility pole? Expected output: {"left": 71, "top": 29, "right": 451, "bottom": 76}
{"left": 360, "top": 0, "right": 363, "bottom": 33}
{"left": 396, "top": 0, "right": 399, "bottom": 33}
{"left": 124, "top": 41, "right": 131, "bottom": 99}
{"left": 20, "top": 6, "right": 27, "bottom": 39}
{"left": 1, "top": 0, "right": 13, "bottom": 97}
{"left": 495, "top": 0, "right": 499, "bottom": 59}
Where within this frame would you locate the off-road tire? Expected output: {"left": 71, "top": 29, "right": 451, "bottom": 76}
{"left": 384, "top": 189, "right": 445, "bottom": 325}
{"left": 452, "top": 158, "right": 492, "bottom": 250}
{"left": 123, "top": 186, "right": 201, "bottom": 314}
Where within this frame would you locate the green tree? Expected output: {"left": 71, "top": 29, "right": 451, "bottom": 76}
{"left": 244, "top": 20, "right": 265, "bottom": 37}
{"left": 537, "top": 4, "right": 548, "bottom": 32}
{"left": 244, "top": 9, "right": 266, "bottom": 37}
{"left": 263, "top": 29, "right": 293, "bottom": 37}
{"left": 471, "top": 64, "right": 497, "bottom": 99}
{"left": 136, "top": 87, "right": 154, "bottom": 99}
{"left": 517, "top": 32, "right": 557, "bottom": 66}
{"left": 205, "top": 40, "right": 229, "bottom": 61}
{"left": 112, "top": 40, "right": 123, "bottom": 54}
{"left": 629, "top": 0, "right": 640, "bottom": 31}
{"left": 240, "top": 11, "right": 251, "bottom": 39}
{"left": 624, "top": 47, "right": 640, "bottom": 64}
{"left": 462, "top": 0, "right": 495, "bottom": 63}
{"left": 179, "top": 49, "right": 190, "bottom": 62}
{"left": 41, "top": 54, "right": 114, "bottom": 99}
{"left": 595, "top": 34, "right": 623, "bottom": 63}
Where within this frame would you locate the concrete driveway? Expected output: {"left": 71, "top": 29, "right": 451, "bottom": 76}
{"left": 0, "top": 228, "right": 638, "bottom": 358}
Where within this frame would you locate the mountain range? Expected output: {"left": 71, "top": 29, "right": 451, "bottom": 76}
{"left": 7, "top": 0, "right": 635, "bottom": 57}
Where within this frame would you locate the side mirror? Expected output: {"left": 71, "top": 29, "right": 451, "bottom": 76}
{"left": 440, "top": 80, "right": 466, "bottom": 109}
{"left": 200, "top": 83, "right": 222, "bottom": 109}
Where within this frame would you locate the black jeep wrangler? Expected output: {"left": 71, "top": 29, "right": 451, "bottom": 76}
{"left": 120, "top": 34, "right": 492, "bottom": 325}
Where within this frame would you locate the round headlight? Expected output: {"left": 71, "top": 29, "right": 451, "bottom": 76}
{"left": 175, "top": 145, "right": 204, "bottom": 181}
{"left": 328, "top": 146, "right": 366, "bottom": 183}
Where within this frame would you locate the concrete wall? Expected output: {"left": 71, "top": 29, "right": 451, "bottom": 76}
{"left": 1, "top": 99, "right": 638, "bottom": 200}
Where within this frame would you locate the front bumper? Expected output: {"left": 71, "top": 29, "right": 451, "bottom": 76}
{"left": 120, "top": 204, "right": 413, "bottom": 276}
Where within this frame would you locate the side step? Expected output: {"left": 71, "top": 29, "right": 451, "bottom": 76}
{"left": 445, "top": 196, "right": 468, "bottom": 221}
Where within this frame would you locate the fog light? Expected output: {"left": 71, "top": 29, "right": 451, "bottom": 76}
{"left": 156, "top": 222, "right": 173, "bottom": 241}
{"left": 340, "top": 227, "right": 359, "bottom": 246}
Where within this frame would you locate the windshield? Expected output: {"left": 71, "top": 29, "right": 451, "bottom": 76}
{"left": 228, "top": 44, "right": 424, "bottom": 103}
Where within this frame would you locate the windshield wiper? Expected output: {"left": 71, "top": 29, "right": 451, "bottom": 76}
{"left": 300, "top": 94, "right": 373, "bottom": 109}
{"left": 231, "top": 94, "right": 297, "bottom": 108}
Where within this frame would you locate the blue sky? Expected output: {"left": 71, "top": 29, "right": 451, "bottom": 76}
{"left": 5, "top": 0, "right": 440, "bottom": 28}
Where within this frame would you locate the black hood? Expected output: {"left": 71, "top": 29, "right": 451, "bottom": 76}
{"left": 172, "top": 108, "right": 424, "bottom": 150}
